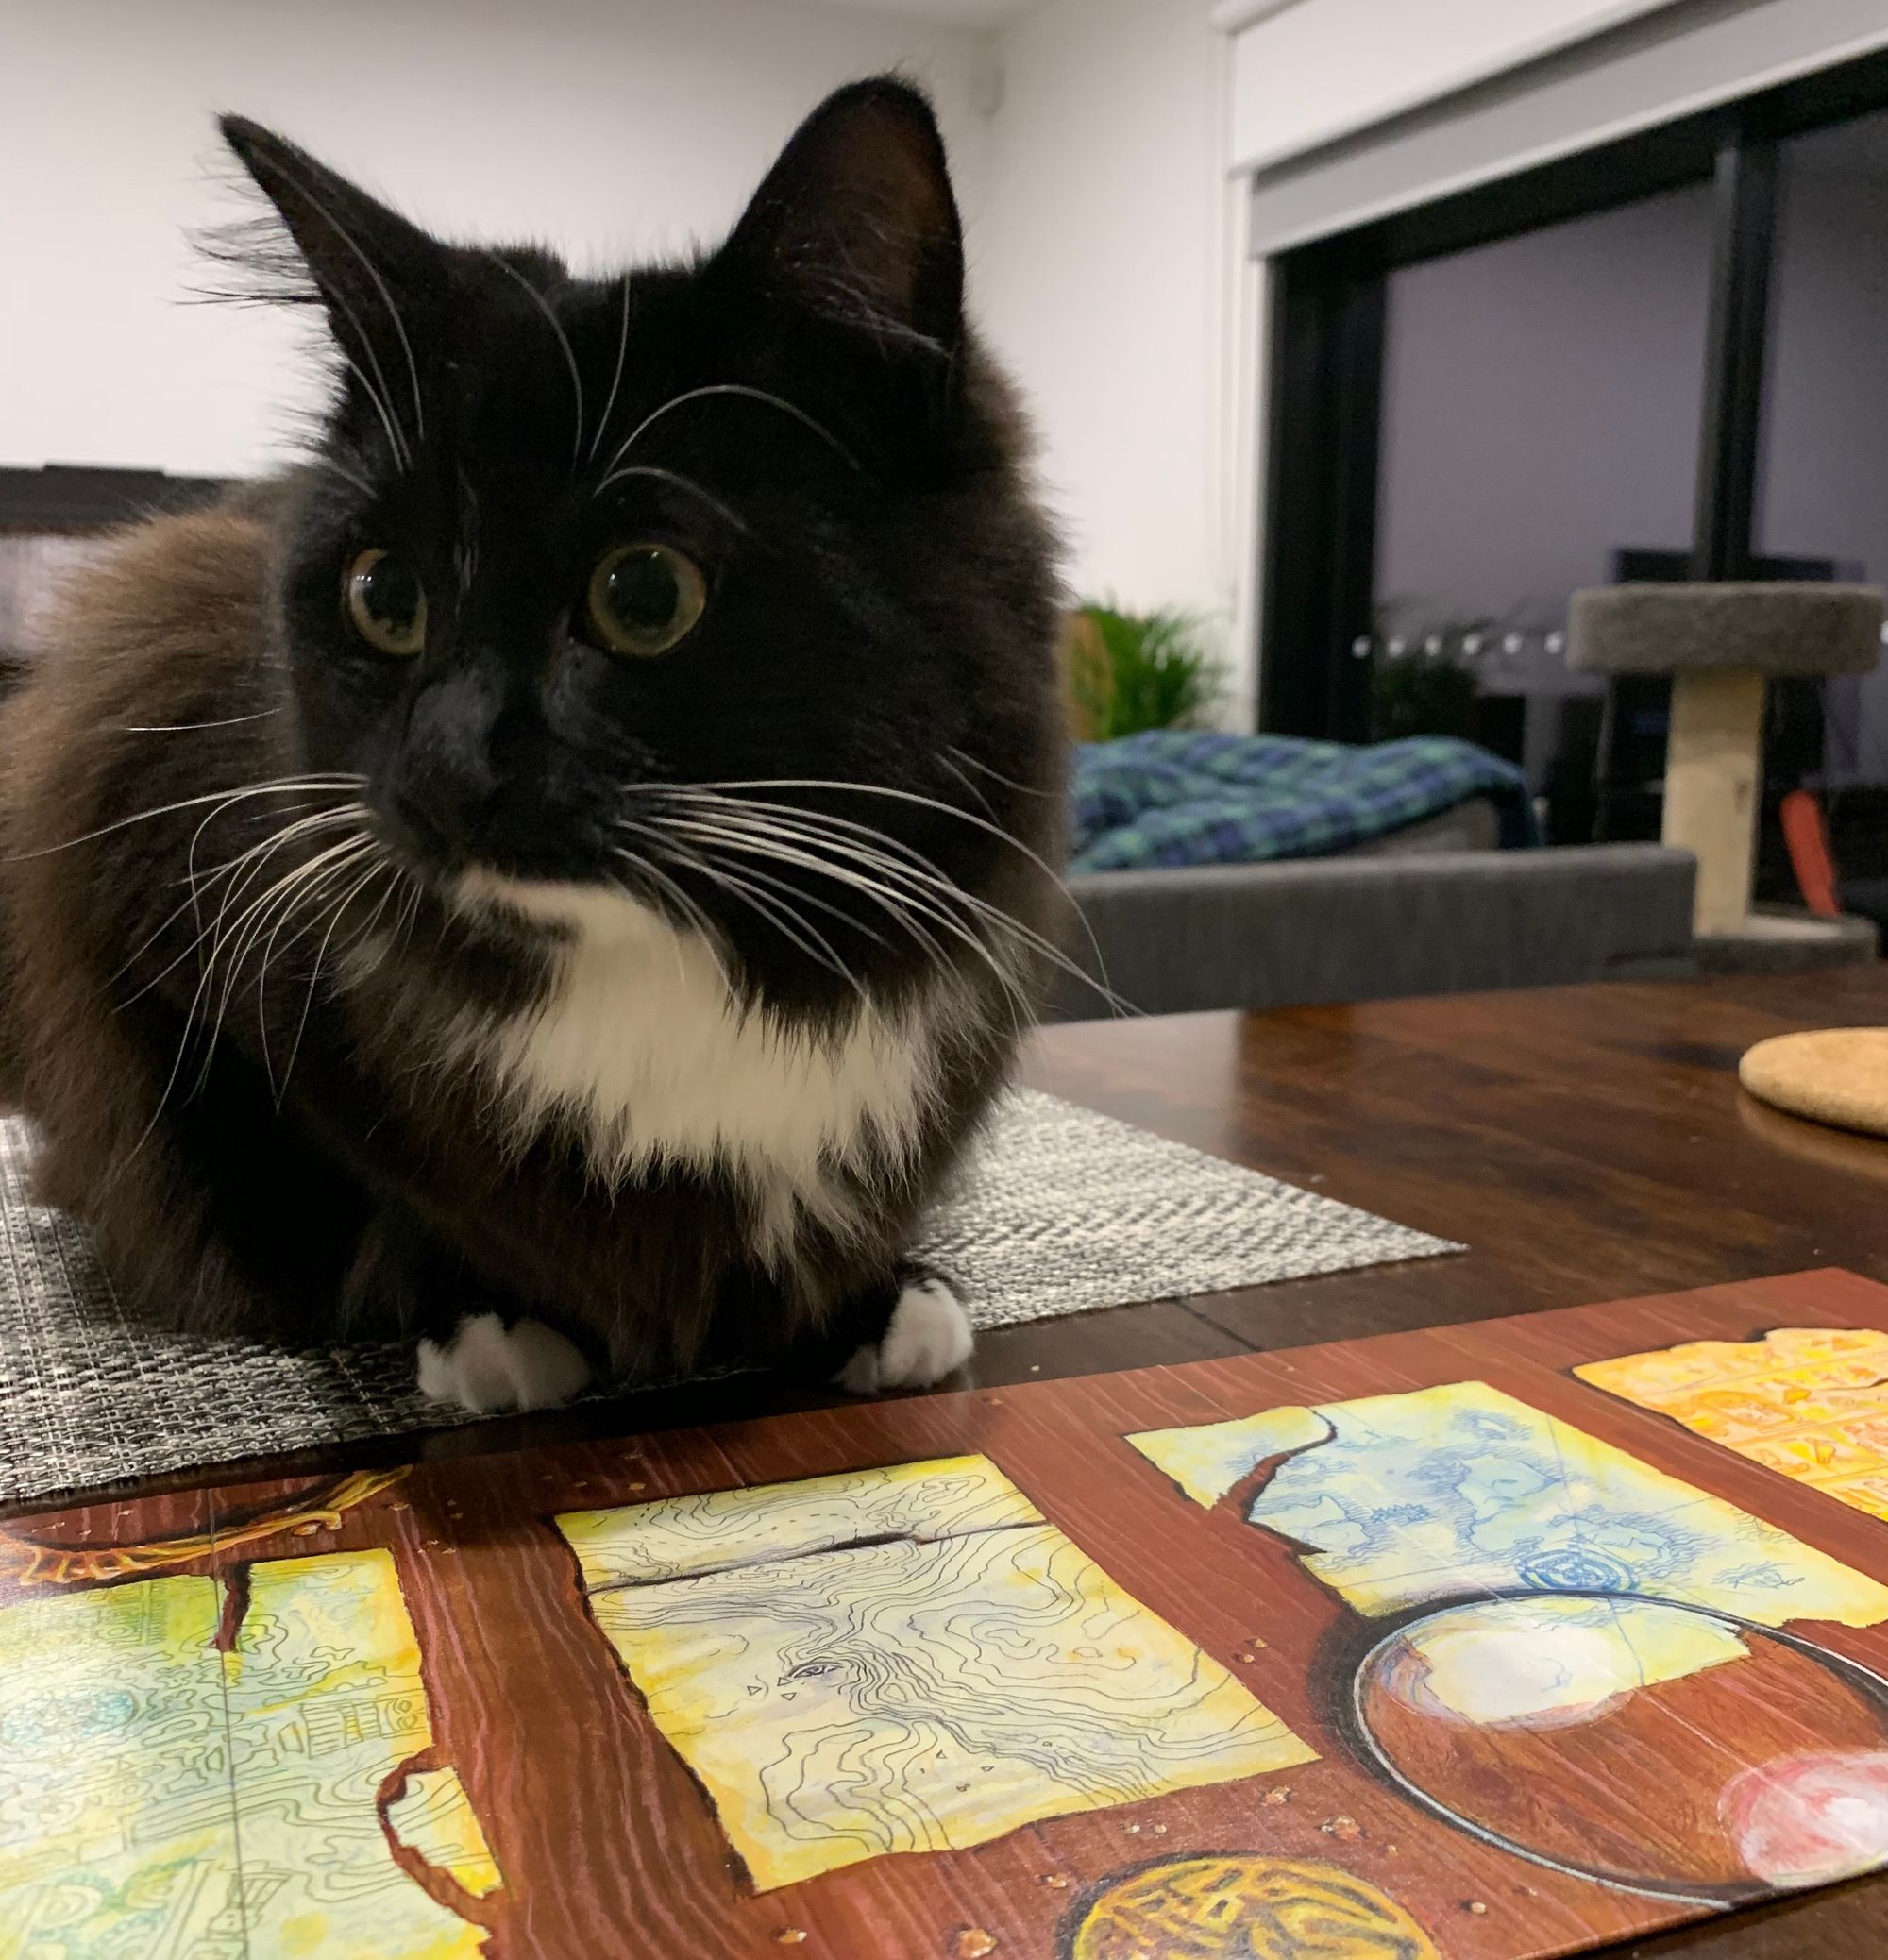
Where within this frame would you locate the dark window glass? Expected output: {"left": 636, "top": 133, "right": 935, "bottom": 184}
{"left": 1372, "top": 185, "right": 1714, "bottom": 840}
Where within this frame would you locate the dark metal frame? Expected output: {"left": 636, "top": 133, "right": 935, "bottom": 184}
{"left": 0, "top": 465, "right": 228, "bottom": 530}
{"left": 1693, "top": 132, "right": 1777, "bottom": 581}
{"left": 1259, "top": 241, "right": 1383, "bottom": 741}
{"left": 1258, "top": 43, "right": 1888, "bottom": 735}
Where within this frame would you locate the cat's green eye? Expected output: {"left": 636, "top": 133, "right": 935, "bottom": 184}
{"left": 343, "top": 549, "right": 427, "bottom": 657}
{"left": 585, "top": 542, "right": 706, "bottom": 659}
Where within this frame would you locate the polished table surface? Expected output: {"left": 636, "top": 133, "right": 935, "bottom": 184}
{"left": 1020, "top": 966, "right": 1888, "bottom": 1368}
{"left": 1018, "top": 968, "right": 1888, "bottom": 1960}
{"left": 31, "top": 968, "right": 1888, "bottom": 1955}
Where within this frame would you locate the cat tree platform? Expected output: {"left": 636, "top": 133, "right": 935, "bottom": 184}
{"left": 1569, "top": 583, "right": 1884, "bottom": 968}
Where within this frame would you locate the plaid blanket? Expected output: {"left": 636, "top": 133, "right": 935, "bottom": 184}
{"left": 1070, "top": 730, "right": 1535, "bottom": 872}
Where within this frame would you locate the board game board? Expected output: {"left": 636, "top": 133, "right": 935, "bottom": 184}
{"left": 2, "top": 1267, "right": 1887, "bottom": 1958}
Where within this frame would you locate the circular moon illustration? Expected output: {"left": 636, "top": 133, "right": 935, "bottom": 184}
{"left": 1068, "top": 1853, "right": 1441, "bottom": 1959}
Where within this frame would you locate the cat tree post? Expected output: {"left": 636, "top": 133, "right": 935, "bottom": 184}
{"left": 1568, "top": 583, "right": 1883, "bottom": 955}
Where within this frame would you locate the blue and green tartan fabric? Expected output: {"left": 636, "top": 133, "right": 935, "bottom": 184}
{"left": 1070, "top": 730, "right": 1536, "bottom": 872}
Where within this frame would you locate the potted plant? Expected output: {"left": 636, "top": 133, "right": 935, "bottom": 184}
{"left": 1063, "top": 601, "right": 1222, "bottom": 741}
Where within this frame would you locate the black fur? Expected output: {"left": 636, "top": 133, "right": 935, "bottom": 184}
{"left": 0, "top": 80, "right": 1067, "bottom": 1389}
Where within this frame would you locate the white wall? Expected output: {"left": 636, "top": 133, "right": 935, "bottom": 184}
{"left": 1, "top": 0, "right": 991, "bottom": 477}
{"left": 976, "top": 0, "right": 1251, "bottom": 710}
{"left": 7, "top": 0, "right": 1261, "bottom": 717}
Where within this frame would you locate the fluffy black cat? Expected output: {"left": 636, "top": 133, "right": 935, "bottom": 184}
{"left": 0, "top": 78, "right": 1067, "bottom": 1411}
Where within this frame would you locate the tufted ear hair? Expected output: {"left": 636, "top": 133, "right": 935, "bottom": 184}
{"left": 219, "top": 115, "right": 450, "bottom": 448}
{"left": 722, "top": 77, "right": 963, "bottom": 355}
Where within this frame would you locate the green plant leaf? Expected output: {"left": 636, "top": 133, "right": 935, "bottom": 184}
{"left": 1073, "top": 599, "right": 1222, "bottom": 739}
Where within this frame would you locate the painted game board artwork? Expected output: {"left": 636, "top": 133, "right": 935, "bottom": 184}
{"left": 1127, "top": 1376, "right": 1888, "bottom": 1903}
{"left": 1125, "top": 1377, "right": 1888, "bottom": 1653}
{"left": 1576, "top": 1325, "right": 1888, "bottom": 1521}
{"left": 0, "top": 1546, "right": 498, "bottom": 1959}
{"left": 0, "top": 1268, "right": 1885, "bottom": 1957}
{"left": 556, "top": 1456, "right": 1313, "bottom": 1888}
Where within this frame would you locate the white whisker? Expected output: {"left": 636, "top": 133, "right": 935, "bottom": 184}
{"left": 114, "top": 801, "right": 364, "bottom": 993}
{"left": 662, "top": 834, "right": 892, "bottom": 953}
{"left": 651, "top": 791, "right": 1130, "bottom": 1018}
{"left": 338, "top": 350, "right": 413, "bottom": 473}
{"left": 587, "top": 274, "right": 632, "bottom": 466}
{"left": 120, "top": 709, "right": 285, "bottom": 735}
{"left": 653, "top": 811, "right": 1031, "bottom": 1030}
{"left": 7, "top": 774, "right": 365, "bottom": 864}
{"left": 206, "top": 835, "right": 380, "bottom": 1091}
{"left": 308, "top": 454, "right": 379, "bottom": 499}
{"left": 644, "top": 838, "right": 866, "bottom": 1002}
{"left": 607, "top": 830, "right": 734, "bottom": 996}
{"left": 945, "top": 744, "right": 1061, "bottom": 799}
{"left": 277, "top": 853, "right": 402, "bottom": 1101}
{"left": 595, "top": 381, "right": 863, "bottom": 486}
{"left": 666, "top": 777, "right": 1119, "bottom": 1010}
{"left": 253, "top": 836, "right": 389, "bottom": 1090}
{"left": 259, "top": 148, "right": 425, "bottom": 452}
{"left": 121, "top": 833, "right": 378, "bottom": 1162}
{"left": 592, "top": 465, "right": 752, "bottom": 538}
{"left": 936, "top": 748, "right": 999, "bottom": 820}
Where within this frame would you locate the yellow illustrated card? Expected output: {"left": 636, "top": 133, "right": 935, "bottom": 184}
{"left": 0, "top": 1548, "right": 495, "bottom": 1958}
{"left": 560, "top": 1456, "right": 1313, "bottom": 1889}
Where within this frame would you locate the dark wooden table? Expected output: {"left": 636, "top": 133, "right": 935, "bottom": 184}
{"left": 21, "top": 969, "right": 1888, "bottom": 1956}
{"left": 1015, "top": 968, "right": 1888, "bottom": 1960}
{"left": 1015, "top": 966, "right": 1888, "bottom": 1375}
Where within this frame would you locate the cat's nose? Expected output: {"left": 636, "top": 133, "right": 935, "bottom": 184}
{"left": 393, "top": 676, "right": 503, "bottom": 859}
{"left": 391, "top": 740, "right": 504, "bottom": 856}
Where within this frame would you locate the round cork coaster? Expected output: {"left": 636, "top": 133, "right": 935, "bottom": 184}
{"left": 1739, "top": 1027, "right": 1888, "bottom": 1138}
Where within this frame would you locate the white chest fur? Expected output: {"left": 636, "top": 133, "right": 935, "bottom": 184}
{"left": 454, "top": 876, "right": 935, "bottom": 1248}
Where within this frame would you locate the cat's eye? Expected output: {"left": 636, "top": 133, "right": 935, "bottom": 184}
{"left": 343, "top": 549, "right": 427, "bottom": 657}
{"left": 585, "top": 543, "right": 706, "bottom": 659}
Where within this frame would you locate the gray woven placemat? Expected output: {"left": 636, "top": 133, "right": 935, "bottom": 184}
{"left": 0, "top": 1093, "right": 1456, "bottom": 1503}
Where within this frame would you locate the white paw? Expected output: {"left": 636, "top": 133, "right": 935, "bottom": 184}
{"left": 415, "top": 1313, "right": 593, "bottom": 1414}
{"left": 834, "top": 1277, "right": 974, "bottom": 1395}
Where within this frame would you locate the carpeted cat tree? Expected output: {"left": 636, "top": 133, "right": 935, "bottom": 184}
{"left": 1568, "top": 582, "right": 1883, "bottom": 964}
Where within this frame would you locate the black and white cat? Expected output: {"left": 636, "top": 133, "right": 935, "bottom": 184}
{"left": 0, "top": 79, "right": 1067, "bottom": 1412}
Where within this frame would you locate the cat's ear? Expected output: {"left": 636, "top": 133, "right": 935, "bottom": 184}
{"left": 218, "top": 116, "right": 447, "bottom": 411}
{"left": 723, "top": 78, "right": 963, "bottom": 353}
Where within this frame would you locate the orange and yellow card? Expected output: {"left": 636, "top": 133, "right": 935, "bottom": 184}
{"left": 1577, "top": 1326, "right": 1888, "bottom": 1522}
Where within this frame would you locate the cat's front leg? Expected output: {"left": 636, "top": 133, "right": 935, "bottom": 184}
{"left": 343, "top": 1208, "right": 594, "bottom": 1415}
{"left": 811, "top": 1262, "right": 975, "bottom": 1396}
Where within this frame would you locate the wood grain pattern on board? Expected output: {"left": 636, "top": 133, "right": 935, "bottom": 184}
{"left": 2, "top": 1267, "right": 1888, "bottom": 1958}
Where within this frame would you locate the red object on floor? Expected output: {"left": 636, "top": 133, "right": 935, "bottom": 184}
{"left": 1780, "top": 788, "right": 1843, "bottom": 917}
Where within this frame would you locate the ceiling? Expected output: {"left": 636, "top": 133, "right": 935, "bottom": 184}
{"left": 798, "top": 0, "right": 1037, "bottom": 28}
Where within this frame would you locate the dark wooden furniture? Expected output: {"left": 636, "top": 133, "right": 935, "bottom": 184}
{"left": 1024, "top": 968, "right": 1888, "bottom": 1370}
{"left": 0, "top": 464, "right": 228, "bottom": 526}
{"left": 1028, "top": 970, "right": 1888, "bottom": 1960}
{"left": 8, "top": 968, "right": 1888, "bottom": 1955}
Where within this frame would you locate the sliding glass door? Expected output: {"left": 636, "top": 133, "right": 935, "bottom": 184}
{"left": 1261, "top": 43, "right": 1888, "bottom": 865}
